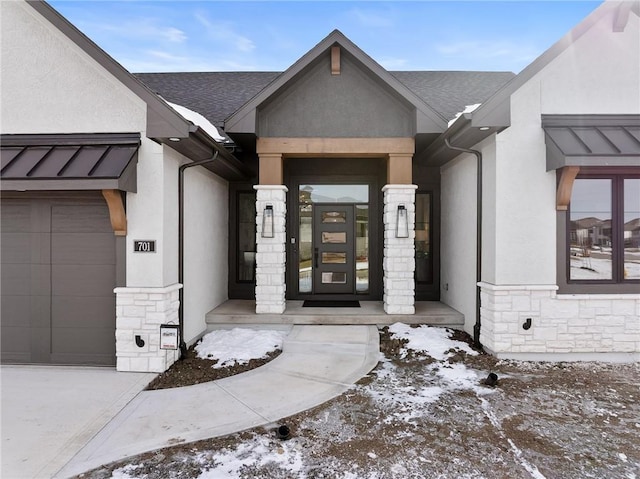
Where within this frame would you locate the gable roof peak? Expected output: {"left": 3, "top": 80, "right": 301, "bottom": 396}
{"left": 225, "top": 29, "right": 448, "bottom": 134}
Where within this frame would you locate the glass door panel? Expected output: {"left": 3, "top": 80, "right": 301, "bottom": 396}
{"left": 355, "top": 205, "right": 369, "bottom": 293}
{"left": 299, "top": 204, "right": 313, "bottom": 293}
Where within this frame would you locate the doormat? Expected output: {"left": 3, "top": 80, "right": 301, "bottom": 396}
{"left": 302, "top": 300, "right": 360, "bottom": 308}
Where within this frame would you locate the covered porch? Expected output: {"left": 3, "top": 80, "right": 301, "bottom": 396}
{"left": 206, "top": 300, "right": 464, "bottom": 329}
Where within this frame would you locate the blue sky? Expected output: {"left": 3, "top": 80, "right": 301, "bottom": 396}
{"left": 49, "top": 1, "right": 602, "bottom": 74}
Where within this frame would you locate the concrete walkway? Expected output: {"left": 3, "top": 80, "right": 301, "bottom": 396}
{"left": 56, "top": 325, "right": 380, "bottom": 478}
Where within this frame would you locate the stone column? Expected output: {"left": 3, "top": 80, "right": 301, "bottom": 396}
{"left": 114, "top": 283, "right": 181, "bottom": 372}
{"left": 254, "top": 185, "right": 288, "bottom": 314}
{"left": 383, "top": 184, "right": 417, "bottom": 314}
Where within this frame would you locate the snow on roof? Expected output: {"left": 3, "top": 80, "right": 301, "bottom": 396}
{"left": 167, "top": 101, "right": 227, "bottom": 142}
{"left": 447, "top": 103, "right": 482, "bottom": 127}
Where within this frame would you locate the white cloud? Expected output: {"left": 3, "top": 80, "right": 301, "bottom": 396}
{"left": 194, "top": 12, "right": 255, "bottom": 53}
{"left": 79, "top": 19, "right": 187, "bottom": 44}
{"left": 163, "top": 27, "right": 187, "bottom": 43}
{"left": 122, "top": 50, "right": 260, "bottom": 73}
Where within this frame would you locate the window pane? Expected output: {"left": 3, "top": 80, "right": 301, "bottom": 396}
{"left": 299, "top": 204, "right": 312, "bottom": 293}
{"left": 322, "top": 232, "right": 346, "bottom": 244}
{"left": 569, "top": 179, "right": 612, "bottom": 280}
{"left": 356, "top": 205, "right": 369, "bottom": 293}
{"left": 322, "top": 211, "right": 346, "bottom": 223}
{"left": 415, "top": 193, "right": 432, "bottom": 283}
{"left": 322, "top": 272, "right": 347, "bottom": 284}
{"left": 299, "top": 185, "right": 368, "bottom": 203}
{"left": 624, "top": 179, "right": 640, "bottom": 280}
{"left": 237, "top": 192, "right": 256, "bottom": 282}
{"left": 322, "top": 252, "right": 346, "bottom": 264}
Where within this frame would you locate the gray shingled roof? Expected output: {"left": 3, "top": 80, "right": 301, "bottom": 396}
{"left": 390, "top": 71, "right": 515, "bottom": 123}
{"left": 135, "top": 70, "right": 515, "bottom": 129}
{"left": 135, "top": 72, "right": 280, "bottom": 128}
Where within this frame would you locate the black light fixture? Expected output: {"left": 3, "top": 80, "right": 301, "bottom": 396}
{"left": 396, "top": 204, "right": 409, "bottom": 238}
{"left": 262, "top": 205, "right": 274, "bottom": 238}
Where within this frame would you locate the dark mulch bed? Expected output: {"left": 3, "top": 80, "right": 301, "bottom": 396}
{"left": 145, "top": 343, "right": 282, "bottom": 390}
{"left": 146, "top": 326, "right": 480, "bottom": 391}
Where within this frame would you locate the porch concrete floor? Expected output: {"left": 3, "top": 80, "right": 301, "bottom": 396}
{"left": 206, "top": 300, "right": 464, "bottom": 330}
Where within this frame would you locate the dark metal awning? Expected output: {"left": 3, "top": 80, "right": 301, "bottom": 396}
{"left": 1, "top": 133, "right": 140, "bottom": 192}
{"left": 542, "top": 115, "right": 640, "bottom": 171}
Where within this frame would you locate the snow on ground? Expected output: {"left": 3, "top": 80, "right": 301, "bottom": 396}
{"left": 388, "top": 322, "right": 478, "bottom": 361}
{"left": 194, "top": 328, "right": 286, "bottom": 369}
{"left": 96, "top": 324, "right": 640, "bottom": 479}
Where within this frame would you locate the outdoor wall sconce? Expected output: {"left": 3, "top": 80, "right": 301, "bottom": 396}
{"left": 262, "top": 204, "right": 274, "bottom": 238}
{"left": 522, "top": 317, "right": 532, "bottom": 330}
{"left": 135, "top": 334, "right": 145, "bottom": 348}
{"left": 396, "top": 204, "right": 409, "bottom": 238}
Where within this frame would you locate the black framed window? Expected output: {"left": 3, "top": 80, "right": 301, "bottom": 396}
{"left": 567, "top": 173, "right": 640, "bottom": 285}
{"left": 415, "top": 192, "right": 433, "bottom": 284}
{"left": 237, "top": 191, "right": 256, "bottom": 282}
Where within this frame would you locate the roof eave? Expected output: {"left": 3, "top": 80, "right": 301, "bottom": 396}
{"left": 157, "top": 126, "right": 253, "bottom": 181}
{"left": 417, "top": 113, "right": 507, "bottom": 166}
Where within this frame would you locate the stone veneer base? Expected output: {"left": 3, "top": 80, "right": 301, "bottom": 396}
{"left": 114, "top": 283, "right": 182, "bottom": 373}
{"left": 479, "top": 282, "right": 640, "bottom": 361}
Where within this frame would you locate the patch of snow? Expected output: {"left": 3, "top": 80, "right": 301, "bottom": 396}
{"left": 195, "top": 328, "right": 286, "bottom": 369}
{"left": 110, "top": 465, "right": 143, "bottom": 479}
{"left": 388, "top": 323, "right": 478, "bottom": 361}
{"left": 167, "top": 101, "right": 227, "bottom": 142}
{"left": 447, "top": 103, "right": 481, "bottom": 127}
{"left": 619, "top": 452, "right": 628, "bottom": 462}
{"left": 196, "top": 436, "right": 304, "bottom": 479}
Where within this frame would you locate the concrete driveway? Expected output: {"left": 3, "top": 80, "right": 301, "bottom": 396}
{"left": 1, "top": 366, "right": 155, "bottom": 479}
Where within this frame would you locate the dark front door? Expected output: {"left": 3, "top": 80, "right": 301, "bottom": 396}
{"left": 313, "top": 204, "right": 355, "bottom": 294}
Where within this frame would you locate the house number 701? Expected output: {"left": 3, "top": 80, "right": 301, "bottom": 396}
{"left": 134, "top": 240, "right": 156, "bottom": 253}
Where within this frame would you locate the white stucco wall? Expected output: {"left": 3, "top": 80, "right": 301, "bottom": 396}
{"left": 125, "top": 142, "right": 178, "bottom": 287}
{"left": 491, "top": 8, "right": 640, "bottom": 286}
{"left": 0, "top": 1, "right": 146, "bottom": 134}
{"left": 183, "top": 164, "right": 229, "bottom": 344}
{"left": 479, "top": 6, "right": 640, "bottom": 360}
{"left": 440, "top": 153, "right": 478, "bottom": 336}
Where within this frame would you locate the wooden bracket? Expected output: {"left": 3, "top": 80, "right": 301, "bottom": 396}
{"left": 556, "top": 166, "right": 580, "bottom": 211}
{"left": 102, "top": 189, "right": 127, "bottom": 236}
{"left": 331, "top": 46, "right": 341, "bottom": 75}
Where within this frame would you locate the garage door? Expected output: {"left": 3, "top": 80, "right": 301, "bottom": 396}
{"left": 1, "top": 196, "right": 117, "bottom": 365}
